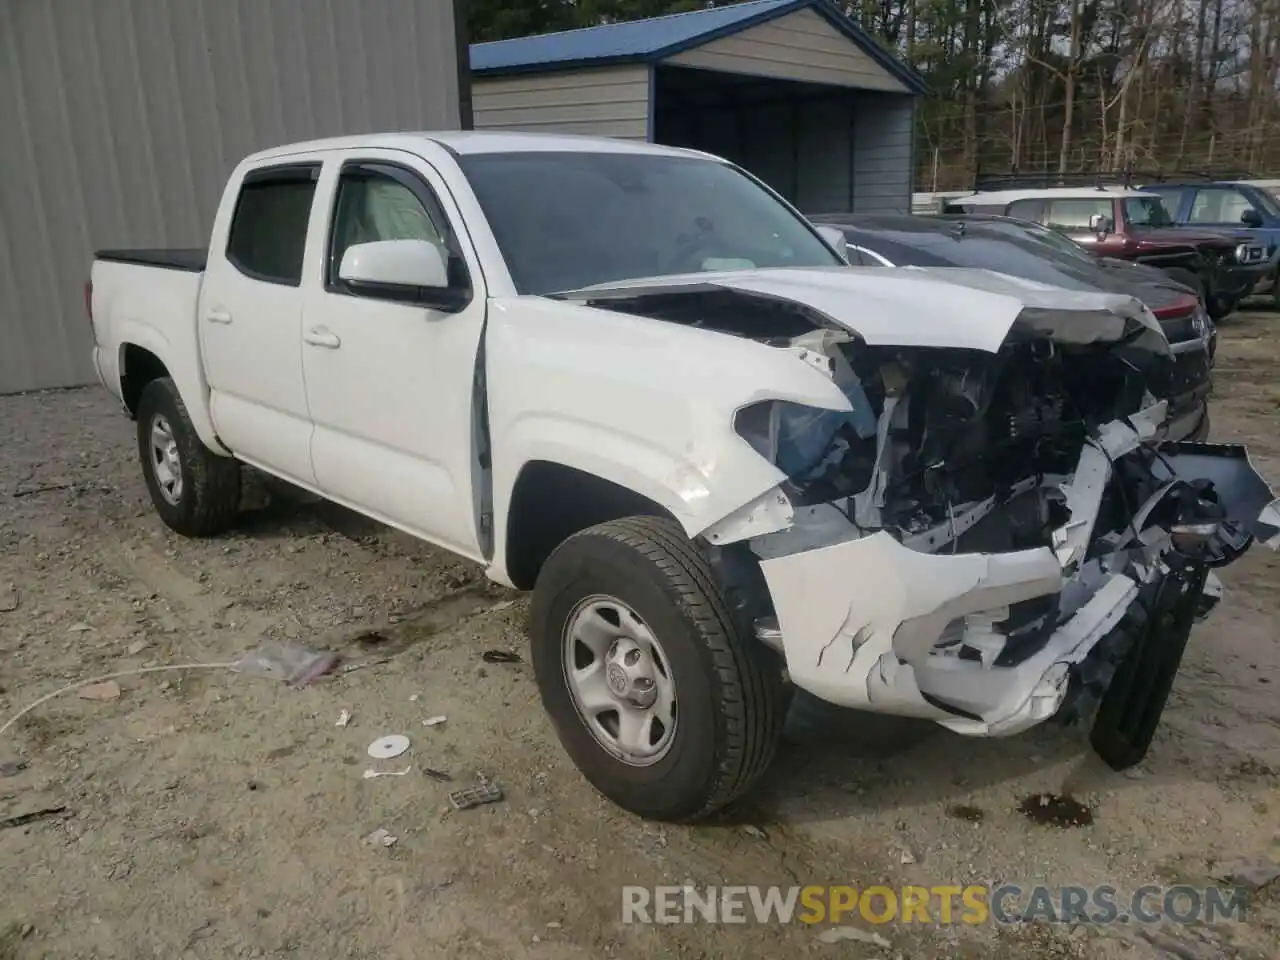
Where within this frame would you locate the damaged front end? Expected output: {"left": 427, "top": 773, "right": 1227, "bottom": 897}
{"left": 703, "top": 303, "right": 1280, "bottom": 769}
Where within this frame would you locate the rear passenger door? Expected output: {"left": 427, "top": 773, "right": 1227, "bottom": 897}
{"left": 200, "top": 162, "right": 320, "bottom": 485}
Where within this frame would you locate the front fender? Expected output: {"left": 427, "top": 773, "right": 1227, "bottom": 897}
{"left": 483, "top": 296, "right": 851, "bottom": 581}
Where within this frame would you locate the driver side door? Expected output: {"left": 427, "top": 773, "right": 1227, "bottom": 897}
{"left": 301, "top": 150, "right": 489, "bottom": 561}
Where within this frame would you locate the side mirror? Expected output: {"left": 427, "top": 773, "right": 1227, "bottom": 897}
{"left": 1089, "top": 213, "right": 1114, "bottom": 236}
{"left": 814, "top": 225, "right": 850, "bottom": 263}
{"left": 1241, "top": 208, "right": 1263, "bottom": 228}
{"left": 338, "top": 239, "right": 464, "bottom": 308}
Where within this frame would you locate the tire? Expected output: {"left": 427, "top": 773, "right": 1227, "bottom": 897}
{"left": 136, "top": 377, "right": 241, "bottom": 537}
{"left": 529, "top": 516, "right": 786, "bottom": 822}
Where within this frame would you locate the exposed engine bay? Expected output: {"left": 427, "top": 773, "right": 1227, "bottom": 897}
{"left": 571, "top": 276, "right": 1280, "bottom": 769}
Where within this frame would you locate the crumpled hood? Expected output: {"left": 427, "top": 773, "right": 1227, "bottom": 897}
{"left": 563, "top": 265, "right": 1170, "bottom": 355}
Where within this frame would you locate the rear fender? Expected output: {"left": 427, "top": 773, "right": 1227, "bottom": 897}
{"left": 115, "top": 318, "right": 227, "bottom": 456}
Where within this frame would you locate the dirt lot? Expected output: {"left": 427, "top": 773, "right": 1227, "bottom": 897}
{"left": 2, "top": 311, "right": 1279, "bottom": 960}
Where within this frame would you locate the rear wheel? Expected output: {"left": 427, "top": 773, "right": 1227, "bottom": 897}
{"left": 136, "top": 377, "right": 241, "bottom": 537}
{"left": 529, "top": 516, "right": 786, "bottom": 822}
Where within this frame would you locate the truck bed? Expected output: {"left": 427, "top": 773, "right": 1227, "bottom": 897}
{"left": 95, "top": 248, "right": 208, "bottom": 273}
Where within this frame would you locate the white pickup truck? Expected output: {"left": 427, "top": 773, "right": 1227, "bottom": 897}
{"left": 89, "top": 132, "right": 1280, "bottom": 822}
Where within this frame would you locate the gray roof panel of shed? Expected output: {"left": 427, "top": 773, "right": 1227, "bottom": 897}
{"left": 469, "top": 0, "right": 927, "bottom": 94}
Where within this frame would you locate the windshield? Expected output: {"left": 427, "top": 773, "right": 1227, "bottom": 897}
{"left": 1124, "top": 196, "right": 1174, "bottom": 227}
{"left": 456, "top": 151, "right": 843, "bottom": 295}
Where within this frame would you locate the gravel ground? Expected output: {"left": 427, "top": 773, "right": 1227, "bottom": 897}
{"left": 2, "top": 310, "right": 1279, "bottom": 960}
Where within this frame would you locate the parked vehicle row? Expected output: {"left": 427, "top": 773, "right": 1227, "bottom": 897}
{"left": 88, "top": 133, "right": 1280, "bottom": 823}
{"left": 944, "top": 185, "right": 1270, "bottom": 319}
{"left": 809, "top": 212, "right": 1215, "bottom": 442}
{"left": 1139, "top": 179, "right": 1280, "bottom": 309}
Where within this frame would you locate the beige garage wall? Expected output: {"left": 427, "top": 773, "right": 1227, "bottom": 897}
{"left": 472, "top": 65, "right": 651, "bottom": 140}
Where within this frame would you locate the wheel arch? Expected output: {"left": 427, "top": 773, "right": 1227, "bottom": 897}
{"left": 501, "top": 460, "right": 680, "bottom": 590}
{"left": 119, "top": 342, "right": 171, "bottom": 417}
{"left": 113, "top": 320, "right": 229, "bottom": 455}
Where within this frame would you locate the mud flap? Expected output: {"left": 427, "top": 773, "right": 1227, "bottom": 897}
{"left": 1088, "top": 560, "right": 1209, "bottom": 770}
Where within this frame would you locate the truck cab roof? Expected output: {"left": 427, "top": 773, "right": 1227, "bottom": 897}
{"left": 245, "top": 131, "right": 708, "bottom": 164}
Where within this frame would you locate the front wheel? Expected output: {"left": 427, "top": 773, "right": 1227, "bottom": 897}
{"left": 136, "top": 377, "right": 241, "bottom": 537}
{"left": 529, "top": 517, "right": 786, "bottom": 822}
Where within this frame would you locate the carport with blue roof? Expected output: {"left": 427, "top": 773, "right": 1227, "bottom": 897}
{"left": 469, "top": 0, "right": 926, "bottom": 214}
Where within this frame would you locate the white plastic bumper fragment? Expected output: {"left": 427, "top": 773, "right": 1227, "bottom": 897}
{"left": 757, "top": 531, "right": 1063, "bottom": 716}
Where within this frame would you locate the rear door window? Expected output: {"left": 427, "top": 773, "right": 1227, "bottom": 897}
{"left": 226, "top": 165, "right": 320, "bottom": 286}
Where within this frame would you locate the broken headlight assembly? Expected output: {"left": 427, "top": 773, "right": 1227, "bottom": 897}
{"left": 732, "top": 332, "right": 883, "bottom": 499}
{"left": 733, "top": 395, "right": 878, "bottom": 503}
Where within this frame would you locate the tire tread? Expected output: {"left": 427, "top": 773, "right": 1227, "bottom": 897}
{"left": 551, "top": 516, "right": 784, "bottom": 820}
{"left": 137, "top": 378, "right": 240, "bottom": 538}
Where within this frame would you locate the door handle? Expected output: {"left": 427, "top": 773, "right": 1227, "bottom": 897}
{"left": 206, "top": 309, "right": 233, "bottom": 325}
{"left": 304, "top": 327, "right": 341, "bottom": 349}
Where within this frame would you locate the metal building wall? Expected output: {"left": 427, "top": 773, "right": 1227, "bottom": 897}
{"left": 472, "top": 66, "right": 651, "bottom": 140}
{"left": 852, "top": 93, "right": 915, "bottom": 213}
{"left": 0, "top": 0, "right": 467, "bottom": 395}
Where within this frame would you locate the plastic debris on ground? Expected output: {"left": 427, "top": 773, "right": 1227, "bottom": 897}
{"left": 422, "top": 715, "right": 447, "bottom": 727}
{"left": 367, "top": 735, "right": 410, "bottom": 760}
{"left": 449, "top": 781, "right": 504, "bottom": 810}
{"left": 77, "top": 681, "right": 121, "bottom": 702}
{"left": 231, "top": 640, "right": 339, "bottom": 686}
{"left": 814, "top": 926, "right": 892, "bottom": 947}
{"left": 365, "top": 827, "right": 397, "bottom": 847}
{"left": 335, "top": 709, "right": 352, "bottom": 728}
{"left": 481, "top": 650, "right": 522, "bottom": 664}
{"left": 363, "top": 766, "right": 412, "bottom": 779}
{"left": 423, "top": 767, "right": 453, "bottom": 782}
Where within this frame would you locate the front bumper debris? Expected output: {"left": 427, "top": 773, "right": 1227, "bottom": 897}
{"left": 755, "top": 431, "right": 1279, "bottom": 743}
